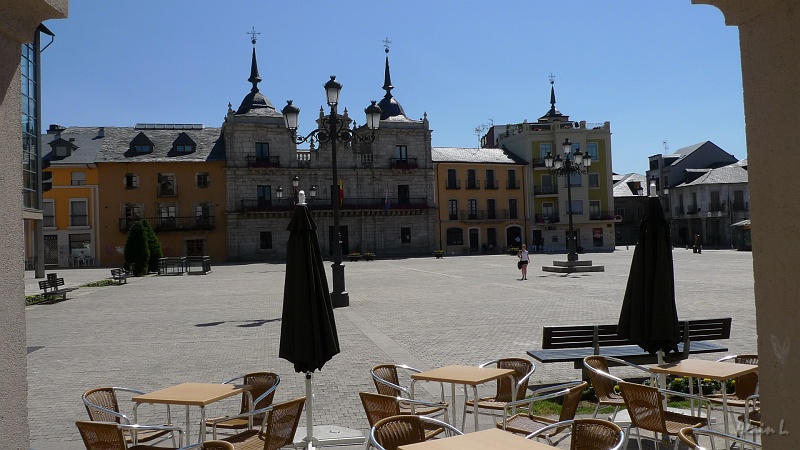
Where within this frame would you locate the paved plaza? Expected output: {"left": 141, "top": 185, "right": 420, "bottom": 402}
{"left": 25, "top": 247, "right": 756, "bottom": 449}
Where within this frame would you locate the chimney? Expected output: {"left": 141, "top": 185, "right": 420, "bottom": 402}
{"left": 98, "top": 127, "right": 105, "bottom": 137}
{"left": 47, "top": 124, "right": 66, "bottom": 135}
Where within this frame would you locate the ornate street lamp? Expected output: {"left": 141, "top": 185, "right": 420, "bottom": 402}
{"left": 544, "top": 138, "right": 592, "bottom": 262}
{"left": 282, "top": 76, "right": 381, "bottom": 307}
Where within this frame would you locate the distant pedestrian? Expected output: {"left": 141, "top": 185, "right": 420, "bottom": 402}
{"left": 693, "top": 234, "right": 702, "bottom": 254}
{"left": 518, "top": 244, "right": 529, "bottom": 280}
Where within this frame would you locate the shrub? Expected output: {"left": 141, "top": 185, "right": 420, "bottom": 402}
{"left": 124, "top": 221, "right": 150, "bottom": 277}
{"left": 141, "top": 220, "right": 163, "bottom": 273}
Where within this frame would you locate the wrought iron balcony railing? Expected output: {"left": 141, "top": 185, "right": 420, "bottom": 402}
{"left": 247, "top": 155, "right": 281, "bottom": 168}
{"left": 119, "top": 216, "right": 215, "bottom": 232}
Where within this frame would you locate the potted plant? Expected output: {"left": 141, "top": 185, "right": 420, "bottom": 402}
{"left": 348, "top": 252, "right": 361, "bottom": 262}
{"left": 363, "top": 252, "right": 375, "bottom": 261}
{"left": 432, "top": 250, "right": 445, "bottom": 259}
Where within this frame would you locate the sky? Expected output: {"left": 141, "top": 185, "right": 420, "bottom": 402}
{"left": 39, "top": 1, "right": 745, "bottom": 176}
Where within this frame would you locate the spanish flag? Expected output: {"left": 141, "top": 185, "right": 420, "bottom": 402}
{"left": 338, "top": 178, "right": 344, "bottom": 207}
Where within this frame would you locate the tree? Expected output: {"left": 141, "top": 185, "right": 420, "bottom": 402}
{"left": 124, "top": 221, "right": 150, "bottom": 276}
{"left": 140, "top": 220, "right": 163, "bottom": 273}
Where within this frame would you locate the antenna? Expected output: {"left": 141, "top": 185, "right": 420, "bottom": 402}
{"left": 663, "top": 140, "right": 669, "bottom": 153}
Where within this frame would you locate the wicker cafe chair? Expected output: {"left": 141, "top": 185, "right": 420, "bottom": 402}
{"left": 498, "top": 381, "right": 587, "bottom": 445}
{"left": 583, "top": 355, "right": 652, "bottom": 421}
{"left": 618, "top": 381, "right": 710, "bottom": 450}
{"left": 369, "top": 415, "right": 463, "bottom": 450}
{"left": 220, "top": 396, "right": 305, "bottom": 450}
{"left": 359, "top": 392, "right": 449, "bottom": 443}
{"left": 82, "top": 386, "right": 177, "bottom": 447}
{"left": 206, "top": 372, "right": 280, "bottom": 438}
{"left": 525, "top": 418, "right": 625, "bottom": 450}
{"left": 462, "top": 357, "right": 535, "bottom": 427}
{"left": 679, "top": 426, "right": 761, "bottom": 449}
{"left": 370, "top": 364, "right": 447, "bottom": 416}
{"left": 200, "top": 441, "right": 235, "bottom": 450}
{"left": 75, "top": 420, "right": 183, "bottom": 449}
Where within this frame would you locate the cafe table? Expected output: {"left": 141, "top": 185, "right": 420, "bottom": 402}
{"left": 132, "top": 382, "right": 251, "bottom": 444}
{"left": 410, "top": 365, "right": 515, "bottom": 432}
{"left": 649, "top": 358, "right": 758, "bottom": 434}
{"left": 398, "top": 428, "right": 554, "bottom": 450}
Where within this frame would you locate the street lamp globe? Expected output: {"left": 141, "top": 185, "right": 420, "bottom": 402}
{"left": 281, "top": 100, "right": 300, "bottom": 131}
{"left": 324, "top": 75, "right": 342, "bottom": 107}
{"left": 365, "top": 100, "right": 382, "bottom": 130}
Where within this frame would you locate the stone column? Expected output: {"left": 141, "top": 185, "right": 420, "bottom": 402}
{"left": 0, "top": 1, "right": 67, "bottom": 447}
{"left": 694, "top": 0, "right": 798, "bottom": 446}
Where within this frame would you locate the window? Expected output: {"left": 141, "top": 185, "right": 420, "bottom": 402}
{"left": 567, "top": 200, "right": 583, "bottom": 214}
{"left": 542, "top": 202, "right": 555, "bottom": 220}
{"left": 509, "top": 199, "right": 518, "bottom": 219}
{"left": 158, "top": 204, "right": 177, "bottom": 229}
{"left": 173, "top": 132, "right": 196, "bottom": 154}
{"left": 257, "top": 185, "right": 272, "bottom": 207}
{"left": 256, "top": 142, "right": 270, "bottom": 158}
{"left": 186, "top": 239, "right": 205, "bottom": 256}
{"left": 567, "top": 172, "right": 582, "bottom": 187}
{"left": 733, "top": 190, "right": 746, "bottom": 210}
{"left": 593, "top": 228, "right": 604, "bottom": 247}
{"left": 123, "top": 203, "right": 143, "bottom": 230}
{"left": 466, "top": 169, "right": 478, "bottom": 189}
{"left": 124, "top": 173, "right": 139, "bottom": 189}
{"left": 485, "top": 169, "right": 496, "bottom": 189}
{"left": 43, "top": 200, "right": 55, "bottom": 228}
{"left": 196, "top": 172, "right": 210, "bottom": 188}
{"left": 131, "top": 132, "right": 154, "bottom": 153}
{"left": 539, "top": 143, "right": 552, "bottom": 160}
{"left": 589, "top": 200, "right": 601, "bottom": 219}
{"left": 54, "top": 145, "right": 68, "bottom": 157}
{"left": 540, "top": 174, "right": 555, "bottom": 194}
{"left": 649, "top": 159, "right": 660, "bottom": 170}
{"left": 487, "top": 199, "right": 496, "bottom": 219}
{"left": 195, "top": 204, "right": 212, "bottom": 227}
{"left": 71, "top": 171, "right": 86, "bottom": 186}
{"left": 398, "top": 185, "right": 410, "bottom": 205}
{"left": 588, "top": 173, "right": 600, "bottom": 188}
{"left": 401, "top": 227, "right": 411, "bottom": 244}
{"left": 446, "top": 169, "right": 459, "bottom": 189}
{"left": 260, "top": 231, "right": 273, "bottom": 250}
{"left": 587, "top": 142, "right": 598, "bottom": 161}
{"left": 448, "top": 199, "right": 458, "bottom": 220}
{"left": 468, "top": 199, "right": 478, "bottom": 220}
{"left": 158, "top": 173, "right": 176, "bottom": 196}
{"left": 446, "top": 227, "right": 463, "bottom": 246}
{"left": 616, "top": 207, "right": 626, "bottom": 218}
{"left": 395, "top": 145, "right": 408, "bottom": 161}
{"left": 68, "top": 233, "right": 91, "bottom": 260}
{"left": 134, "top": 144, "right": 152, "bottom": 153}
{"left": 70, "top": 200, "right": 88, "bottom": 226}
{"left": 507, "top": 169, "right": 518, "bottom": 189}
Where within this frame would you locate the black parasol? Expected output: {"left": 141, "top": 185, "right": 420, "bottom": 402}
{"left": 279, "top": 203, "right": 340, "bottom": 373}
{"left": 617, "top": 195, "right": 680, "bottom": 355}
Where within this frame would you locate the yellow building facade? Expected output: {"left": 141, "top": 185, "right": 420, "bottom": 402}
{"left": 432, "top": 147, "right": 528, "bottom": 254}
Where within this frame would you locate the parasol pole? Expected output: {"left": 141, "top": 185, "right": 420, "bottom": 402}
{"left": 305, "top": 372, "right": 314, "bottom": 449}
{"left": 657, "top": 350, "right": 668, "bottom": 409}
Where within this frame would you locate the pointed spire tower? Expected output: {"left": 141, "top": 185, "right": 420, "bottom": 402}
{"left": 235, "top": 28, "right": 280, "bottom": 116}
{"left": 377, "top": 44, "right": 408, "bottom": 120}
{"left": 538, "top": 74, "right": 569, "bottom": 122}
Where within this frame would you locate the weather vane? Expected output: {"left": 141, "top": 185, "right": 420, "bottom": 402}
{"left": 382, "top": 37, "right": 392, "bottom": 53}
{"left": 548, "top": 73, "right": 555, "bottom": 85}
{"left": 247, "top": 27, "right": 260, "bottom": 46}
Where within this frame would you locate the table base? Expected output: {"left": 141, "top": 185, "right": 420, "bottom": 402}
{"left": 293, "top": 425, "right": 365, "bottom": 449}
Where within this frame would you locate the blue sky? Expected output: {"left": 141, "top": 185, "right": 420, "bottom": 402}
{"left": 40, "top": 1, "right": 744, "bottom": 175}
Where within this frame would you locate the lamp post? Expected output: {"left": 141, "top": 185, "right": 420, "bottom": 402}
{"left": 276, "top": 177, "right": 317, "bottom": 206}
{"left": 282, "top": 76, "right": 382, "bottom": 307}
{"left": 544, "top": 138, "right": 592, "bottom": 262}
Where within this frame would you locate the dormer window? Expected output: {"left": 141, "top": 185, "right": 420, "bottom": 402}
{"left": 49, "top": 137, "right": 78, "bottom": 158}
{"left": 173, "top": 132, "right": 196, "bottom": 154}
{"left": 130, "top": 132, "right": 155, "bottom": 154}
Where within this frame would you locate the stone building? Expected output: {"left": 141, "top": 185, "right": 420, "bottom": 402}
{"left": 612, "top": 172, "right": 648, "bottom": 246}
{"left": 223, "top": 44, "right": 436, "bottom": 260}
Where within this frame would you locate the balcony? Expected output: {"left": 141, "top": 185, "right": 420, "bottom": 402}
{"left": 535, "top": 214, "right": 560, "bottom": 224}
{"left": 507, "top": 180, "right": 520, "bottom": 189}
{"left": 457, "top": 209, "right": 514, "bottom": 221}
{"left": 465, "top": 180, "right": 480, "bottom": 190}
{"left": 534, "top": 185, "right": 558, "bottom": 195}
{"left": 732, "top": 202, "right": 748, "bottom": 211}
{"left": 239, "top": 197, "right": 429, "bottom": 213}
{"left": 674, "top": 206, "right": 684, "bottom": 216}
{"left": 589, "top": 211, "right": 615, "bottom": 220}
{"left": 708, "top": 203, "right": 725, "bottom": 212}
{"left": 390, "top": 158, "right": 418, "bottom": 170}
{"left": 687, "top": 205, "right": 700, "bottom": 214}
{"left": 445, "top": 180, "right": 461, "bottom": 190}
{"left": 247, "top": 155, "right": 281, "bottom": 168}
{"left": 119, "top": 216, "right": 216, "bottom": 232}
{"left": 484, "top": 179, "right": 498, "bottom": 190}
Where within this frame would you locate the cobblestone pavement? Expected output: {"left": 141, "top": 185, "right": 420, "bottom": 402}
{"left": 25, "top": 247, "right": 756, "bottom": 449}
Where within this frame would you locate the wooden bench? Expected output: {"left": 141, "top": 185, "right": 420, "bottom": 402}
{"left": 527, "top": 318, "right": 732, "bottom": 371}
{"left": 110, "top": 268, "right": 130, "bottom": 285}
{"left": 38, "top": 276, "right": 78, "bottom": 301}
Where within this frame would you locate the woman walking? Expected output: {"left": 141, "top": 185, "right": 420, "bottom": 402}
{"left": 518, "top": 244, "right": 529, "bottom": 280}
